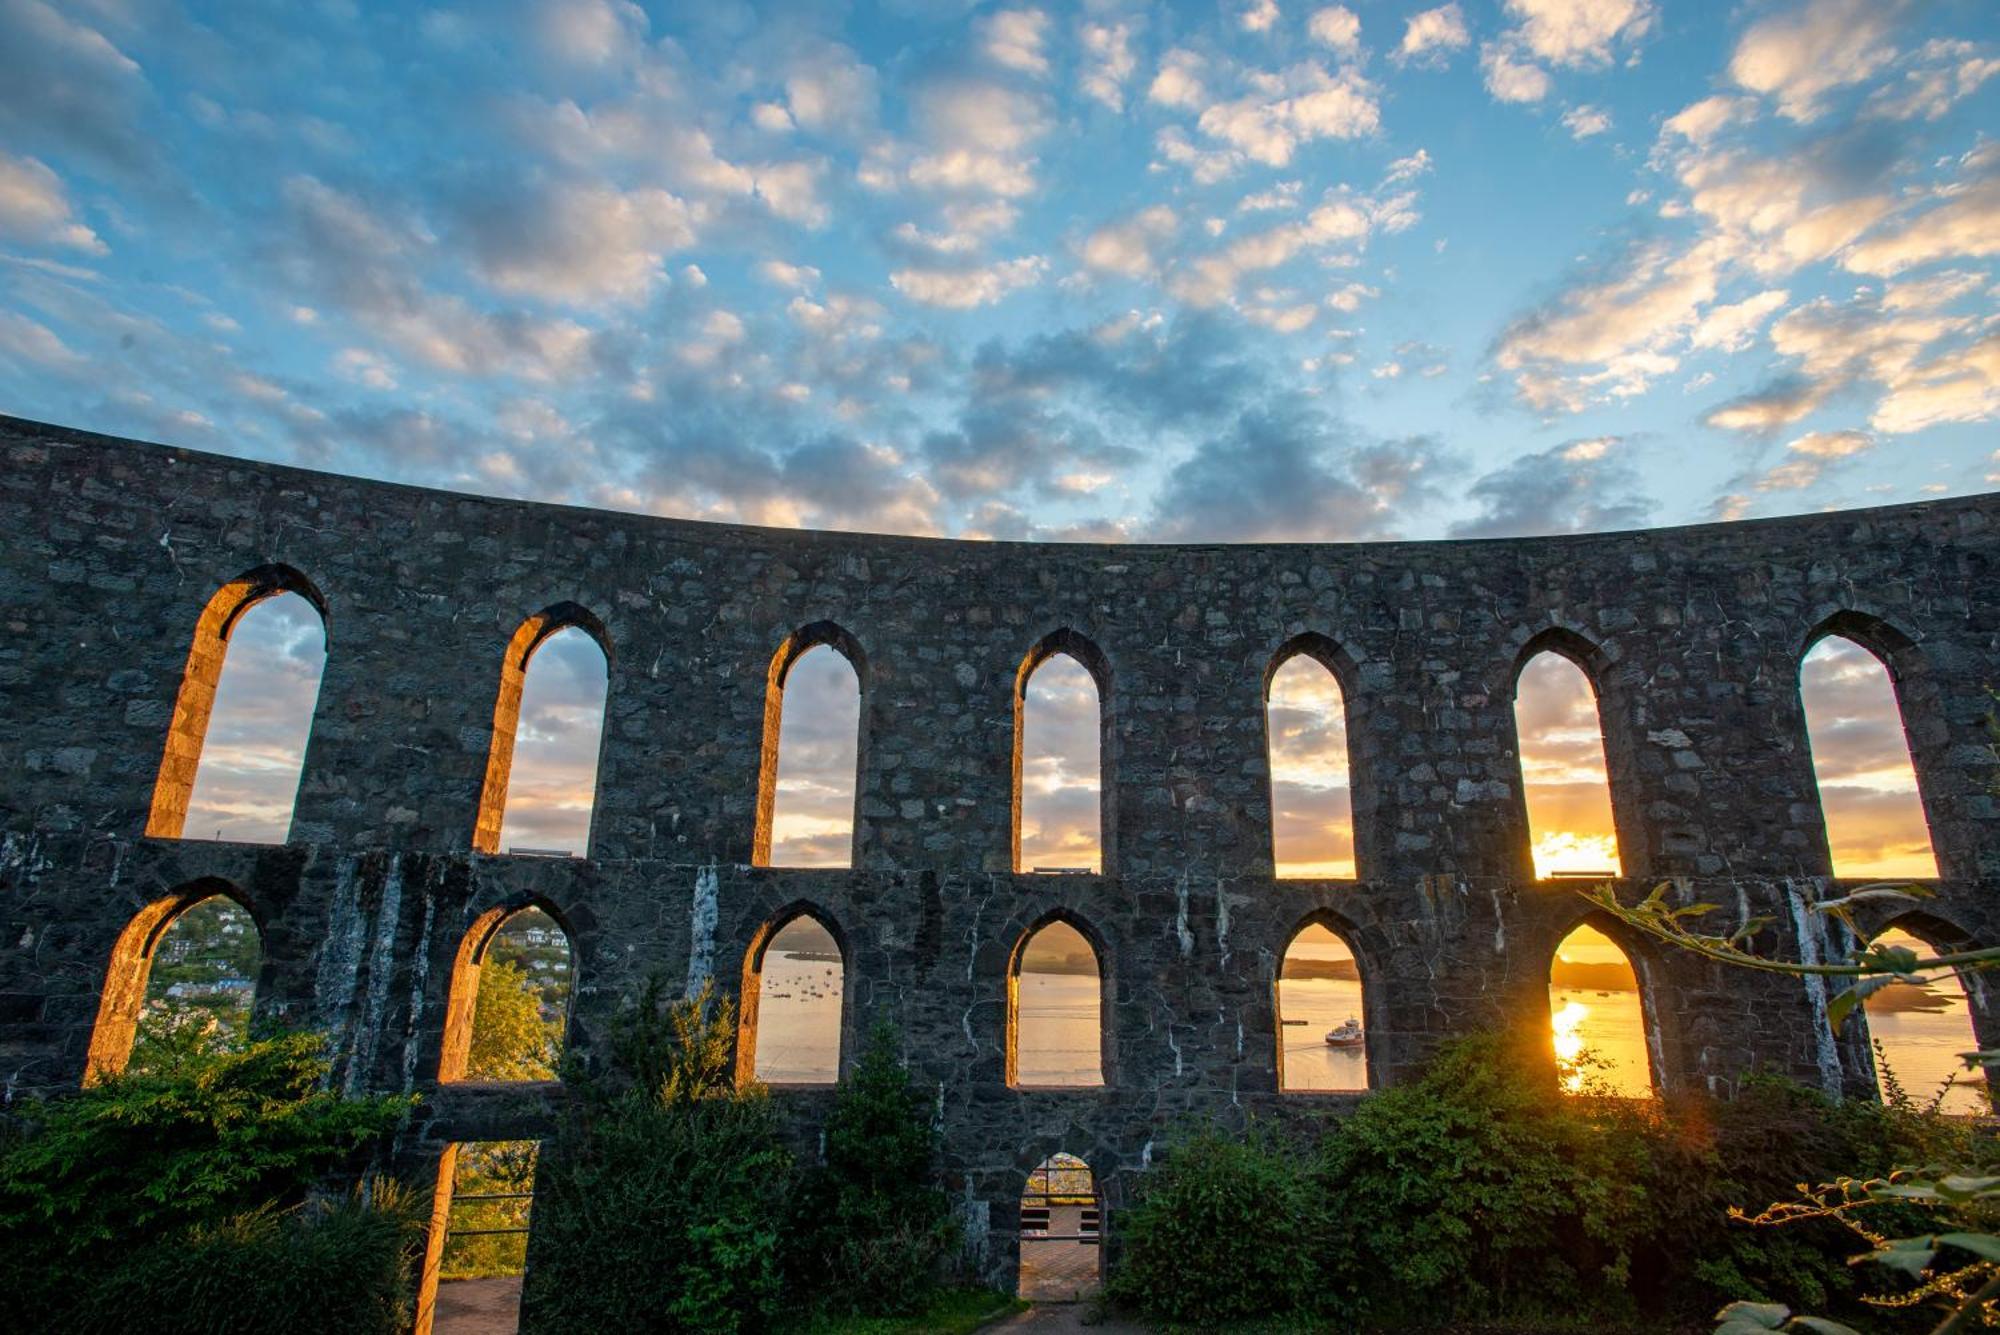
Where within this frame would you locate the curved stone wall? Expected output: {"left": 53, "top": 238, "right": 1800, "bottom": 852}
{"left": 3, "top": 413, "right": 1997, "bottom": 1286}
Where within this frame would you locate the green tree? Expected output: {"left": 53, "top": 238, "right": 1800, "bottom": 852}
{"left": 788, "top": 1022, "right": 958, "bottom": 1316}
{"left": 466, "top": 957, "right": 561, "bottom": 1081}
{"left": 524, "top": 980, "right": 793, "bottom": 1334}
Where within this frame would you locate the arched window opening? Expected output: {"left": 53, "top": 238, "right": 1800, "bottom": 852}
{"left": 757, "top": 640, "right": 861, "bottom": 868}
{"left": 475, "top": 609, "right": 610, "bottom": 857}
{"left": 1267, "top": 652, "right": 1355, "bottom": 878}
{"left": 1017, "top": 652, "right": 1102, "bottom": 874}
{"left": 1800, "top": 636, "right": 1938, "bottom": 878}
{"left": 87, "top": 889, "right": 260, "bottom": 1082}
{"left": 415, "top": 1140, "right": 539, "bottom": 1335}
{"left": 1018, "top": 1153, "right": 1102, "bottom": 1302}
{"left": 1009, "top": 919, "right": 1104, "bottom": 1088}
{"left": 439, "top": 907, "right": 573, "bottom": 1083}
{"left": 739, "top": 912, "right": 845, "bottom": 1085}
{"left": 150, "top": 573, "right": 327, "bottom": 844}
{"left": 1277, "top": 921, "right": 1368, "bottom": 1091}
{"left": 1863, "top": 926, "right": 1986, "bottom": 1115}
{"left": 1549, "top": 922, "right": 1651, "bottom": 1097}
{"left": 1515, "top": 651, "right": 1622, "bottom": 880}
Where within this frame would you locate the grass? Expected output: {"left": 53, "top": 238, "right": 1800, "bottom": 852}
{"left": 786, "top": 1287, "right": 1027, "bottom": 1334}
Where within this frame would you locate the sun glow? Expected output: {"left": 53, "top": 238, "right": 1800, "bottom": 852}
{"left": 1552, "top": 1000, "right": 1589, "bottom": 1091}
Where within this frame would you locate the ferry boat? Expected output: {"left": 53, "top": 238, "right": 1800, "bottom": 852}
{"left": 1324, "top": 1018, "right": 1364, "bottom": 1049}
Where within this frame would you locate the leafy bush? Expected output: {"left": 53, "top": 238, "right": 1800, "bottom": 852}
{"left": 1310, "top": 1033, "right": 1653, "bottom": 1326}
{"left": 0, "top": 1031, "right": 412, "bottom": 1331}
{"left": 523, "top": 981, "right": 794, "bottom": 1334}
{"left": 1108, "top": 1036, "right": 1979, "bottom": 1331}
{"left": 1109, "top": 1130, "right": 1316, "bottom": 1324}
{"left": 788, "top": 1023, "right": 959, "bottom": 1316}
{"left": 64, "top": 1186, "right": 425, "bottom": 1335}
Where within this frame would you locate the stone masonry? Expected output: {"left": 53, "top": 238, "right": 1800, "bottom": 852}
{"left": 1, "top": 414, "right": 1997, "bottom": 1289}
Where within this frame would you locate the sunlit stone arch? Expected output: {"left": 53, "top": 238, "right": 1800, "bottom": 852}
{"left": 437, "top": 897, "right": 577, "bottom": 1084}
{"left": 1545, "top": 908, "right": 1663, "bottom": 1098}
{"left": 1507, "top": 625, "right": 1631, "bottom": 882}
{"left": 1797, "top": 608, "right": 1943, "bottom": 880}
{"left": 1857, "top": 911, "right": 1994, "bottom": 1114}
{"left": 472, "top": 601, "right": 613, "bottom": 857}
{"left": 753, "top": 621, "right": 868, "bottom": 868}
{"left": 1263, "top": 632, "right": 1365, "bottom": 880}
{"left": 147, "top": 563, "right": 329, "bottom": 841}
{"left": 86, "top": 877, "right": 262, "bottom": 1082}
{"left": 1005, "top": 906, "right": 1114, "bottom": 1088}
{"left": 1013, "top": 628, "right": 1116, "bottom": 875}
{"left": 1273, "top": 907, "right": 1377, "bottom": 1093}
{"left": 735, "top": 900, "right": 853, "bottom": 1087}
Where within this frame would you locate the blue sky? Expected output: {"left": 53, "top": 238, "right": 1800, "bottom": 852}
{"left": 2, "top": 0, "right": 1995, "bottom": 541}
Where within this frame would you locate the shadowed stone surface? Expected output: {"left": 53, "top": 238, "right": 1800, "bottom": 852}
{"left": 1, "top": 415, "right": 1996, "bottom": 1291}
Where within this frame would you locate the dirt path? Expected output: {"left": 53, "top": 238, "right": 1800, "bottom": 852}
{"left": 432, "top": 1276, "right": 522, "bottom": 1335}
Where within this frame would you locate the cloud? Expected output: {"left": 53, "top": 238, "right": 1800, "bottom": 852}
{"left": 1482, "top": 43, "right": 1552, "bottom": 103}
{"left": 890, "top": 255, "right": 1045, "bottom": 308}
{"left": 1703, "top": 289, "right": 1996, "bottom": 437}
{"left": 535, "top": 0, "right": 647, "bottom": 67}
{"left": 1148, "top": 47, "right": 1207, "bottom": 109}
{"left": 1502, "top": 0, "right": 1654, "bottom": 68}
{"left": 0, "top": 309, "right": 85, "bottom": 369}
{"left": 1729, "top": 0, "right": 1908, "bottom": 123}
{"left": 0, "top": 0, "right": 162, "bottom": 190}
{"left": 0, "top": 151, "right": 104, "bottom": 252}
{"left": 1659, "top": 94, "right": 1753, "bottom": 146}
{"left": 1239, "top": 0, "right": 1280, "bottom": 35}
{"left": 1745, "top": 428, "right": 1874, "bottom": 492}
{"left": 1079, "top": 206, "right": 1177, "bottom": 278}
{"left": 1562, "top": 104, "right": 1611, "bottom": 139}
{"left": 1450, "top": 436, "right": 1652, "bottom": 537}
{"left": 1869, "top": 39, "right": 2000, "bottom": 121}
{"left": 1307, "top": 6, "right": 1362, "bottom": 56}
{"left": 1193, "top": 63, "right": 1381, "bottom": 169}
{"left": 980, "top": 8, "right": 1050, "bottom": 77}
{"left": 1397, "top": 4, "right": 1470, "bottom": 65}
{"left": 1687, "top": 288, "right": 1788, "bottom": 352}
{"left": 1079, "top": 21, "right": 1137, "bottom": 111}
{"left": 1841, "top": 145, "right": 2000, "bottom": 276}
{"left": 784, "top": 43, "right": 879, "bottom": 137}
{"left": 454, "top": 178, "right": 697, "bottom": 305}
{"left": 900, "top": 77, "right": 1051, "bottom": 199}
{"left": 1151, "top": 398, "right": 1453, "bottom": 541}
{"left": 1492, "top": 239, "right": 1723, "bottom": 410}
{"left": 277, "top": 175, "right": 594, "bottom": 380}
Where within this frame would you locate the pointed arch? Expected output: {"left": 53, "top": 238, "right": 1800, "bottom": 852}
{"left": 1265, "top": 634, "right": 1360, "bottom": 879}
{"left": 473, "top": 603, "right": 612, "bottom": 856}
{"left": 753, "top": 622, "right": 867, "bottom": 868}
{"left": 1014, "top": 629, "right": 1115, "bottom": 875}
{"left": 1861, "top": 917, "right": 1988, "bottom": 1114}
{"left": 1510, "top": 629, "right": 1623, "bottom": 881}
{"left": 438, "top": 902, "right": 575, "bottom": 1083}
{"left": 1007, "top": 909, "right": 1110, "bottom": 1088}
{"left": 1799, "top": 612, "right": 1939, "bottom": 879}
{"left": 735, "top": 902, "right": 851, "bottom": 1086}
{"left": 148, "top": 564, "right": 328, "bottom": 841}
{"left": 1548, "top": 913, "right": 1657, "bottom": 1097}
{"left": 1275, "top": 910, "right": 1372, "bottom": 1091}
{"left": 1018, "top": 1150, "right": 1103, "bottom": 1301}
{"left": 86, "top": 879, "right": 261, "bottom": 1082}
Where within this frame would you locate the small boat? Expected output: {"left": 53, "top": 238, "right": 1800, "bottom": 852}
{"left": 1324, "top": 1018, "right": 1364, "bottom": 1049}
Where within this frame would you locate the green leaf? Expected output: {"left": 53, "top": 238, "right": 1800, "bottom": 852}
{"left": 1827, "top": 975, "right": 1898, "bottom": 1030}
{"left": 1855, "top": 1236, "right": 1936, "bottom": 1276}
{"left": 1715, "top": 1300, "right": 1791, "bottom": 1330}
{"left": 1934, "top": 1232, "right": 2000, "bottom": 1262}
{"left": 1789, "top": 1318, "right": 1863, "bottom": 1335}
